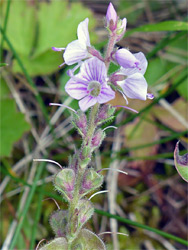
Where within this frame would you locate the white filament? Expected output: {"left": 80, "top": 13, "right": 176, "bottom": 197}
{"left": 42, "top": 198, "right": 60, "bottom": 210}
{"left": 98, "top": 168, "right": 128, "bottom": 175}
{"left": 88, "top": 190, "right": 109, "bottom": 200}
{"left": 33, "top": 159, "right": 63, "bottom": 169}
{"left": 103, "top": 126, "right": 117, "bottom": 132}
{"left": 98, "top": 231, "right": 129, "bottom": 237}
{"left": 35, "top": 239, "right": 47, "bottom": 250}
{"left": 49, "top": 103, "right": 77, "bottom": 113}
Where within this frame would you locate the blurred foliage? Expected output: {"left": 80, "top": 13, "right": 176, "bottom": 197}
{"left": 0, "top": 79, "right": 30, "bottom": 157}
{"left": 0, "top": 0, "right": 96, "bottom": 76}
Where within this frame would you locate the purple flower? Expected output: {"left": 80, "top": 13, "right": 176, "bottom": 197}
{"left": 116, "top": 52, "right": 154, "bottom": 101}
{"left": 106, "top": 3, "right": 118, "bottom": 31}
{"left": 52, "top": 18, "right": 91, "bottom": 65}
{"left": 65, "top": 58, "right": 115, "bottom": 112}
{"left": 115, "top": 48, "right": 140, "bottom": 69}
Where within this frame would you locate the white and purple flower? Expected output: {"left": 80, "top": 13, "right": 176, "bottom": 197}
{"left": 52, "top": 18, "right": 91, "bottom": 65}
{"left": 65, "top": 58, "right": 115, "bottom": 112}
{"left": 115, "top": 52, "right": 154, "bottom": 101}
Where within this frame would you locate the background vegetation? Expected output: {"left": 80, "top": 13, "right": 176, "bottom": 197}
{"left": 0, "top": 0, "right": 187, "bottom": 249}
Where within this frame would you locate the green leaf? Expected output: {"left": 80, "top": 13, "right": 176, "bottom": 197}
{"left": 145, "top": 57, "right": 167, "bottom": 85}
{"left": 0, "top": 99, "right": 31, "bottom": 157}
{"left": 125, "top": 21, "right": 188, "bottom": 37}
{"left": 174, "top": 141, "right": 188, "bottom": 182}
{"left": 1, "top": 1, "right": 36, "bottom": 56}
{"left": 1, "top": 1, "right": 96, "bottom": 76}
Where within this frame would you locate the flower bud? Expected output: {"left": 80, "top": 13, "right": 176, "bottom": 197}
{"left": 49, "top": 210, "right": 68, "bottom": 237}
{"left": 95, "top": 105, "right": 116, "bottom": 125}
{"left": 72, "top": 110, "right": 87, "bottom": 136}
{"left": 81, "top": 168, "right": 103, "bottom": 197}
{"left": 115, "top": 48, "right": 140, "bottom": 68}
{"left": 106, "top": 3, "right": 118, "bottom": 32}
{"left": 116, "top": 18, "right": 127, "bottom": 41}
{"left": 91, "top": 129, "right": 105, "bottom": 148}
{"left": 87, "top": 47, "right": 104, "bottom": 61}
{"left": 110, "top": 72, "right": 127, "bottom": 86}
{"left": 54, "top": 168, "right": 75, "bottom": 201}
{"left": 69, "top": 200, "right": 94, "bottom": 238}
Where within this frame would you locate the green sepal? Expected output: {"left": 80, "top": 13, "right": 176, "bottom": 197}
{"left": 80, "top": 168, "right": 103, "bottom": 198}
{"left": 39, "top": 237, "right": 68, "bottom": 250}
{"left": 80, "top": 157, "right": 91, "bottom": 169}
{"left": 53, "top": 168, "right": 75, "bottom": 201}
{"left": 49, "top": 210, "right": 68, "bottom": 237}
{"left": 97, "top": 116, "right": 115, "bottom": 126}
{"left": 72, "top": 229, "right": 106, "bottom": 250}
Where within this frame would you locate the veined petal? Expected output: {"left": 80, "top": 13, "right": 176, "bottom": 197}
{"left": 80, "top": 57, "right": 107, "bottom": 83}
{"left": 79, "top": 96, "right": 97, "bottom": 111}
{"left": 64, "top": 40, "right": 88, "bottom": 65}
{"left": 119, "top": 73, "right": 148, "bottom": 100}
{"left": 65, "top": 79, "right": 88, "bottom": 100}
{"left": 97, "top": 85, "right": 115, "bottom": 103}
{"left": 77, "top": 18, "right": 91, "bottom": 47}
{"left": 120, "top": 52, "right": 148, "bottom": 76}
{"left": 115, "top": 49, "right": 140, "bottom": 69}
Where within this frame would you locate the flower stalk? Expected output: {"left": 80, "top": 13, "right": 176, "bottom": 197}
{"left": 39, "top": 2, "right": 153, "bottom": 249}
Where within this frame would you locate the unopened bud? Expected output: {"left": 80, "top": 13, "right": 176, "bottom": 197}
{"left": 91, "top": 129, "right": 105, "bottom": 148}
{"left": 115, "top": 48, "right": 140, "bottom": 68}
{"left": 72, "top": 110, "right": 87, "bottom": 136}
{"left": 81, "top": 168, "right": 103, "bottom": 197}
{"left": 106, "top": 3, "right": 118, "bottom": 32}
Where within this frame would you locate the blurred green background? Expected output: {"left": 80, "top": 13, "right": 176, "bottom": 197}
{"left": 0, "top": 0, "right": 187, "bottom": 249}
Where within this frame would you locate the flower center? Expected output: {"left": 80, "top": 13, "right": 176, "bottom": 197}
{"left": 88, "top": 81, "right": 101, "bottom": 97}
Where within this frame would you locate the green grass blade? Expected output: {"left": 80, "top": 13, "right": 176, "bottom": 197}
{"left": 9, "top": 162, "right": 45, "bottom": 250}
{"left": 29, "top": 184, "right": 44, "bottom": 249}
{"left": 95, "top": 209, "right": 188, "bottom": 246}
{"left": 125, "top": 21, "right": 188, "bottom": 37}
{"left": 0, "top": 0, "right": 11, "bottom": 61}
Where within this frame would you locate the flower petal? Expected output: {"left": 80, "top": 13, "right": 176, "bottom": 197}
{"left": 119, "top": 73, "right": 148, "bottom": 100}
{"left": 63, "top": 40, "right": 88, "bottom": 65}
{"left": 79, "top": 96, "right": 97, "bottom": 111}
{"left": 80, "top": 57, "right": 107, "bottom": 83}
{"left": 65, "top": 79, "right": 88, "bottom": 100}
{"left": 97, "top": 85, "right": 115, "bottom": 104}
{"left": 115, "top": 48, "right": 140, "bottom": 68}
{"left": 120, "top": 52, "right": 148, "bottom": 76}
{"left": 77, "top": 18, "right": 91, "bottom": 47}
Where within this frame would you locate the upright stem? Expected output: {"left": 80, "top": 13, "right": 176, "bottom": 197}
{"left": 105, "top": 34, "right": 116, "bottom": 69}
{"left": 67, "top": 31, "right": 117, "bottom": 249}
